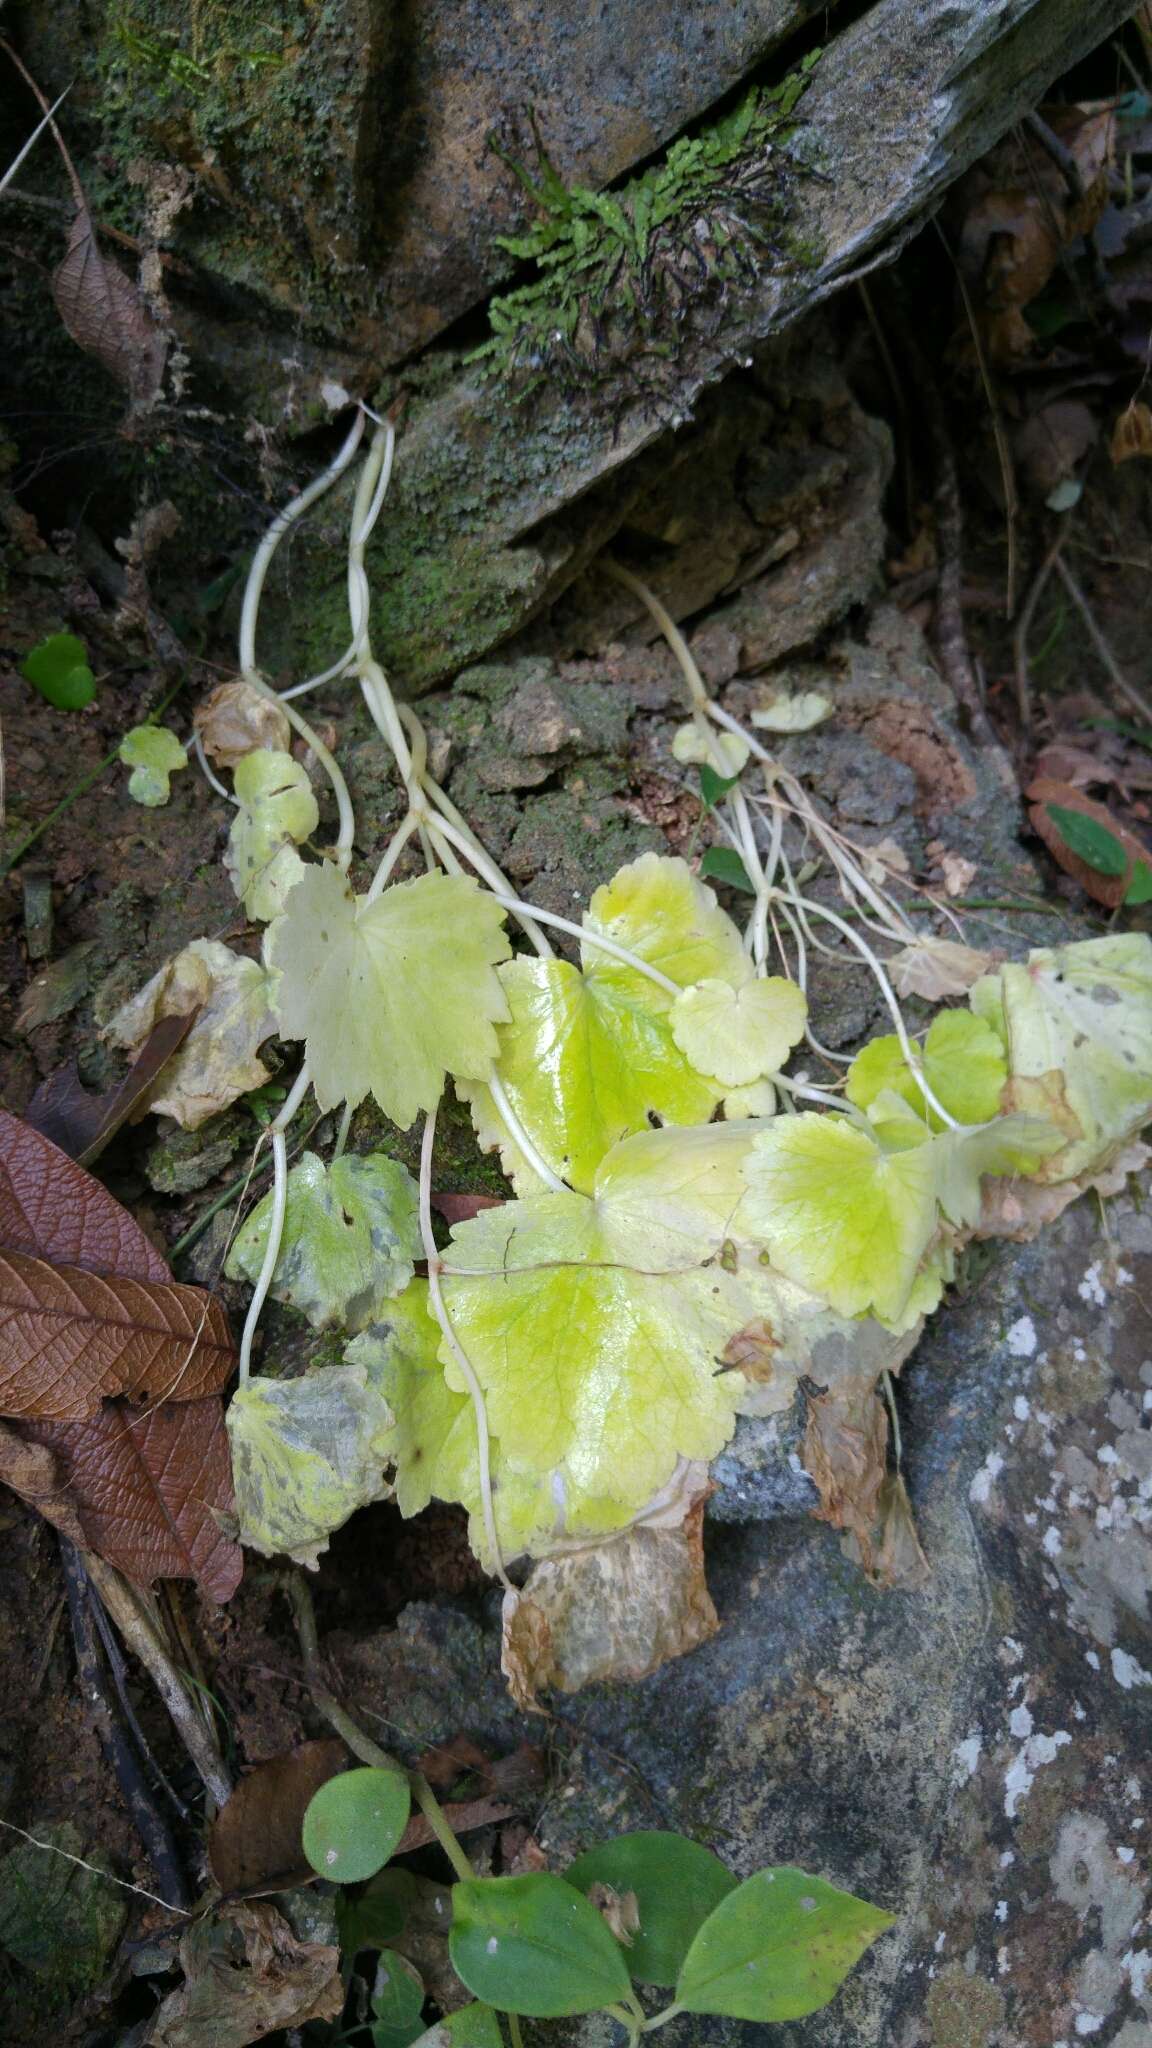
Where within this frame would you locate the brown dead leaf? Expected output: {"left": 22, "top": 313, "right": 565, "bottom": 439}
{"left": 0, "top": 1111, "right": 242, "bottom": 1600}
{"left": 148, "top": 1900, "right": 342, "bottom": 2048}
{"left": 1013, "top": 401, "right": 1098, "bottom": 498}
{"left": 588, "top": 1884, "right": 641, "bottom": 1947}
{"left": 886, "top": 938, "right": 995, "bottom": 1000}
{"left": 54, "top": 207, "right": 168, "bottom": 411}
{"left": 1031, "top": 742, "right": 1116, "bottom": 791}
{"left": 432, "top": 1192, "right": 505, "bottom": 1227}
{"left": 846, "top": 1473, "right": 931, "bottom": 1591}
{"left": 23, "top": 1012, "right": 197, "bottom": 1166}
{"left": 25, "top": 1399, "right": 243, "bottom": 1604}
{"left": 208, "top": 1740, "right": 347, "bottom": 1897}
{"left": 505, "top": 1484, "right": 718, "bottom": 1698}
{"left": 977, "top": 1138, "right": 1149, "bottom": 1242}
{"left": 803, "top": 1373, "right": 888, "bottom": 1567}
{"left": 1111, "top": 401, "right": 1152, "bottom": 465}
{"left": 105, "top": 940, "right": 276, "bottom": 1131}
{"left": 722, "top": 1316, "right": 779, "bottom": 1381}
{"left": 194, "top": 680, "right": 292, "bottom": 769}
{"left": 1026, "top": 776, "right": 1151, "bottom": 909}
{"left": 0, "top": 1250, "right": 234, "bottom": 1420}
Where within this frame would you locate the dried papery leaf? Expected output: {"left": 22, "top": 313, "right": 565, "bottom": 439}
{"left": 105, "top": 939, "right": 276, "bottom": 1130}
{"left": 847, "top": 1472, "right": 930, "bottom": 1590}
{"left": 0, "top": 1107, "right": 170, "bottom": 1280}
{"left": 26, "top": 1397, "right": 242, "bottom": 1602}
{"left": 500, "top": 1591, "right": 553, "bottom": 1715}
{"left": 0, "top": 1248, "right": 234, "bottom": 1420}
{"left": 587, "top": 1884, "right": 641, "bottom": 1947}
{"left": 54, "top": 207, "right": 168, "bottom": 410}
{"left": 508, "top": 1490, "right": 718, "bottom": 1695}
{"left": 195, "top": 680, "right": 291, "bottom": 768}
{"left": 0, "top": 1418, "right": 85, "bottom": 1545}
{"left": 802, "top": 1373, "right": 889, "bottom": 1567}
{"left": 23, "top": 1012, "right": 197, "bottom": 1165}
{"left": 208, "top": 1739, "right": 347, "bottom": 1896}
{"left": 886, "top": 939, "right": 995, "bottom": 1000}
{"left": 1026, "top": 777, "right": 1149, "bottom": 909}
{"left": 149, "top": 1901, "right": 342, "bottom": 2048}
{"left": 977, "top": 1138, "right": 1149, "bottom": 1243}
{"left": 1111, "top": 401, "right": 1152, "bottom": 465}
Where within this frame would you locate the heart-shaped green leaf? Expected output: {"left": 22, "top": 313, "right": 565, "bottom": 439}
{"left": 449, "top": 1874, "right": 632, "bottom": 2016}
{"left": 675, "top": 1866, "right": 894, "bottom": 2021}
{"left": 566, "top": 1830, "right": 738, "bottom": 1986}
{"left": 20, "top": 631, "right": 97, "bottom": 709}
{"left": 302, "top": 1766, "right": 410, "bottom": 1884}
{"left": 336, "top": 1868, "right": 416, "bottom": 1957}
{"left": 372, "top": 1949, "right": 426, "bottom": 2048}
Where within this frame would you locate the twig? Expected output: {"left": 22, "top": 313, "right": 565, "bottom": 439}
{"left": 933, "top": 219, "right": 1020, "bottom": 618}
{"left": 88, "top": 1593, "right": 192, "bottom": 1822}
{"left": 1053, "top": 556, "right": 1152, "bottom": 727}
{"left": 81, "top": 1553, "right": 232, "bottom": 1809}
{"left": 0, "top": 1818, "right": 187, "bottom": 1916}
{"left": 60, "top": 1540, "right": 191, "bottom": 1911}
{"left": 1013, "top": 529, "right": 1067, "bottom": 732}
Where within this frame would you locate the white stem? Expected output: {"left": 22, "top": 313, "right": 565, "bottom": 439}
{"left": 236, "top": 1064, "right": 312, "bottom": 1382}
{"left": 192, "top": 732, "right": 233, "bottom": 803}
{"left": 239, "top": 412, "right": 365, "bottom": 678}
{"left": 419, "top": 1105, "right": 512, "bottom": 1591}
{"left": 492, "top": 895, "right": 682, "bottom": 996}
{"left": 425, "top": 814, "right": 554, "bottom": 958}
{"left": 488, "top": 1072, "right": 569, "bottom": 1193}
{"left": 333, "top": 1103, "right": 353, "bottom": 1160}
{"left": 366, "top": 810, "right": 419, "bottom": 904}
{"left": 0, "top": 87, "right": 71, "bottom": 197}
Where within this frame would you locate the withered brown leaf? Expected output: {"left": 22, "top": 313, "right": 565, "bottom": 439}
{"left": 53, "top": 206, "right": 168, "bottom": 410}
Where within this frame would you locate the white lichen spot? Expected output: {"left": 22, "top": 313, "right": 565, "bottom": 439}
{"left": 1001, "top": 1636, "right": 1024, "bottom": 1664}
{"left": 1044, "top": 1526, "right": 1064, "bottom": 1557}
{"left": 953, "top": 1733, "right": 983, "bottom": 1782}
{"left": 1074, "top": 2013, "right": 1103, "bottom": 2036}
{"left": 1000, "top": 1850, "right": 1016, "bottom": 1867}
{"left": 1007, "top": 1316, "right": 1038, "bottom": 1357}
{"left": 1098, "top": 1445, "right": 1120, "bottom": 1466}
{"left": 1111, "top": 1647, "right": 1152, "bottom": 1690}
{"left": 934, "top": 1931, "right": 947, "bottom": 1953}
{"left": 995, "top": 1900, "right": 1008, "bottom": 1922}
{"left": 1116, "top": 1847, "right": 1135, "bottom": 1865}
{"left": 1079, "top": 1263, "right": 1107, "bottom": 1306}
{"left": 1013, "top": 1396, "right": 1031, "bottom": 1421}
{"left": 1005, "top": 1727, "right": 1072, "bottom": 1819}
{"left": 1123, "top": 1949, "right": 1151, "bottom": 2000}
{"left": 1009, "top": 1704, "right": 1034, "bottom": 1739}
{"left": 1085, "top": 1650, "right": 1101, "bottom": 1672}
{"left": 971, "top": 1451, "right": 1006, "bottom": 1505}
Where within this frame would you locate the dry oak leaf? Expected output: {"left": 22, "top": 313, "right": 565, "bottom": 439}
{"left": 803, "top": 1372, "right": 889, "bottom": 1569}
{"left": 147, "top": 1900, "right": 342, "bottom": 2048}
{"left": 208, "top": 1739, "right": 347, "bottom": 1897}
{"left": 0, "top": 1110, "right": 241, "bottom": 1602}
{"left": 54, "top": 207, "right": 168, "bottom": 411}
{"left": 0, "top": 1249, "right": 234, "bottom": 1420}
{"left": 194, "top": 679, "right": 291, "bottom": 768}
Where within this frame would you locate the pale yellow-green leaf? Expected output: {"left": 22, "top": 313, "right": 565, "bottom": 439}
{"left": 670, "top": 723, "right": 749, "bottom": 772}
{"left": 118, "top": 724, "right": 188, "bottom": 807}
{"left": 470, "top": 856, "right": 749, "bottom": 1192}
{"left": 847, "top": 1010, "right": 1007, "bottom": 1130}
{"left": 225, "top": 748, "right": 319, "bottom": 921}
{"left": 934, "top": 1114, "right": 1066, "bottom": 1230}
{"left": 969, "top": 934, "right": 1152, "bottom": 1182}
{"left": 226, "top": 1151, "right": 419, "bottom": 1331}
{"left": 722, "top": 1079, "right": 777, "bottom": 1119}
{"left": 671, "top": 976, "right": 807, "bottom": 1086}
{"left": 750, "top": 690, "right": 832, "bottom": 733}
{"left": 745, "top": 1112, "right": 942, "bottom": 1325}
{"left": 104, "top": 937, "right": 276, "bottom": 1129}
{"left": 226, "top": 1366, "right": 393, "bottom": 1567}
{"left": 266, "top": 864, "right": 511, "bottom": 1124}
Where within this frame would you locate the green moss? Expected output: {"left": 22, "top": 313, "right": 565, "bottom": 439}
{"left": 475, "top": 55, "right": 823, "bottom": 387}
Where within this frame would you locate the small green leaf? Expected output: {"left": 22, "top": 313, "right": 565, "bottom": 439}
{"left": 372, "top": 1949, "right": 426, "bottom": 2048}
{"left": 118, "top": 725, "right": 188, "bottom": 807}
{"left": 1125, "top": 860, "right": 1152, "bottom": 906}
{"left": 336, "top": 1868, "right": 416, "bottom": 1957}
{"left": 1045, "top": 803, "right": 1128, "bottom": 878}
{"left": 674, "top": 1867, "right": 894, "bottom": 2021}
{"left": 226, "top": 747, "right": 319, "bottom": 920}
{"left": 226, "top": 1366, "right": 395, "bottom": 1567}
{"left": 448, "top": 1874, "right": 632, "bottom": 2016}
{"left": 699, "top": 847, "right": 756, "bottom": 896}
{"left": 410, "top": 2004, "right": 505, "bottom": 2048}
{"left": 566, "top": 1831, "right": 738, "bottom": 1987}
{"left": 698, "top": 762, "right": 741, "bottom": 809}
{"left": 302, "top": 1767, "right": 410, "bottom": 1884}
{"left": 20, "top": 632, "right": 97, "bottom": 710}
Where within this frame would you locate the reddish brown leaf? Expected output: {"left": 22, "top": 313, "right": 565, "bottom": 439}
{"left": 432, "top": 1191, "right": 504, "bottom": 1226}
{"left": 0, "top": 1249, "right": 234, "bottom": 1420}
{"left": 0, "top": 1108, "right": 169, "bottom": 1281}
{"left": 23, "top": 1012, "right": 197, "bottom": 1165}
{"left": 26, "top": 1398, "right": 243, "bottom": 1604}
{"left": 53, "top": 207, "right": 168, "bottom": 409}
{"left": 208, "top": 1740, "right": 347, "bottom": 1896}
{"left": 0, "top": 1110, "right": 241, "bottom": 1601}
{"left": 1026, "top": 777, "right": 1151, "bottom": 909}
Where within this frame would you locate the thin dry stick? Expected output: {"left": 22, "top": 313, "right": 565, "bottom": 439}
{"left": 1053, "top": 555, "right": 1152, "bottom": 727}
{"left": 1013, "top": 528, "right": 1067, "bottom": 732}
{"left": 0, "top": 1818, "right": 188, "bottom": 1916}
{"left": 933, "top": 217, "right": 1020, "bottom": 618}
{"left": 82, "top": 1553, "right": 232, "bottom": 1808}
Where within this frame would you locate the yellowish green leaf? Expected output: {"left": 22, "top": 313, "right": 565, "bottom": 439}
{"left": 847, "top": 1010, "right": 1006, "bottom": 1130}
{"left": 266, "top": 864, "right": 511, "bottom": 1125}
{"left": 226, "top": 1152, "right": 420, "bottom": 1331}
{"left": 119, "top": 724, "right": 187, "bottom": 807}
{"left": 226, "top": 1365, "right": 394, "bottom": 1567}
{"left": 226, "top": 749, "right": 319, "bottom": 922}
{"left": 671, "top": 976, "right": 807, "bottom": 1086}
